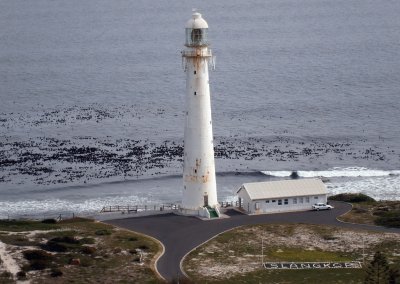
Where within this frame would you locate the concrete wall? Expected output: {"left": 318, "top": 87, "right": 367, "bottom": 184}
{"left": 238, "top": 192, "right": 328, "bottom": 214}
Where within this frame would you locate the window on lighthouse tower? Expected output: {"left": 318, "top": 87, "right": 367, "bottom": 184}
{"left": 191, "top": 29, "right": 202, "bottom": 45}
{"left": 186, "top": 28, "right": 208, "bottom": 46}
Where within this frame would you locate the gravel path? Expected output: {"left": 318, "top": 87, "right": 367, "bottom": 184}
{"left": 106, "top": 201, "right": 400, "bottom": 281}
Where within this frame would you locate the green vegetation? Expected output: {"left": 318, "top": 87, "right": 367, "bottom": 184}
{"left": 183, "top": 223, "right": 400, "bottom": 284}
{"left": 374, "top": 210, "right": 400, "bottom": 228}
{"left": 0, "top": 219, "right": 60, "bottom": 232}
{"left": 265, "top": 247, "right": 350, "bottom": 262}
{"left": 199, "top": 269, "right": 366, "bottom": 284}
{"left": 329, "top": 193, "right": 400, "bottom": 228}
{"left": 364, "top": 251, "right": 390, "bottom": 284}
{"left": 329, "top": 193, "right": 376, "bottom": 203}
{"left": 0, "top": 234, "right": 38, "bottom": 246}
{"left": 0, "top": 217, "right": 162, "bottom": 283}
{"left": 23, "top": 249, "right": 54, "bottom": 270}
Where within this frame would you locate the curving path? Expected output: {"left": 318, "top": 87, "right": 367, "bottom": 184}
{"left": 105, "top": 201, "right": 400, "bottom": 281}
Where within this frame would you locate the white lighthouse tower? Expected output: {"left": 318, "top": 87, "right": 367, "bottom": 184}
{"left": 181, "top": 12, "right": 219, "bottom": 217}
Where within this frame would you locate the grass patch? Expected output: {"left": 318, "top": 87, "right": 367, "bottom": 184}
{"left": 58, "top": 217, "right": 94, "bottom": 224}
{"left": 209, "top": 268, "right": 366, "bottom": 284}
{"left": 0, "top": 234, "right": 38, "bottom": 246}
{"left": 0, "top": 220, "right": 59, "bottom": 232}
{"left": 266, "top": 247, "right": 351, "bottom": 262}
{"left": 95, "top": 229, "right": 113, "bottom": 236}
{"left": 35, "top": 230, "right": 77, "bottom": 240}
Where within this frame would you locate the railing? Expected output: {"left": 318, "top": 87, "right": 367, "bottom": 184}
{"left": 100, "top": 204, "right": 179, "bottom": 213}
{"left": 181, "top": 49, "right": 212, "bottom": 57}
{"left": 219, "top": 200, "right": 241, "bottom": 208}
{"left": 100, "top": 200, "right": 241, "bottom": 215}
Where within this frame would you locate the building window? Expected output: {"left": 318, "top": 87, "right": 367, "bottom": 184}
{"left": 305, "top": 197, "right": 310, "bottom": 203}
{"left": 299, "top": 197, "right": 303, "bottom": 203}
{"left": 293, "top": 198, "right": 297, "bottom": 204}
{"left": 194, "top": 70, "right": 196, "bottom": 74}
{"left": 284, "top": 199, "right": 288, "bottom": 205}
{"left": 194, "top": 92, "right": 197, "bottom": 95}
{"left": 265, "top": 200, "right": 269, "bottom": 203}
{"left": 278, "top": 200, "right": 282, "bottom": 205}
{"left": 272, "top": 200, "right": 276, "bottom": 203}
{"left": 314, "top": 196, "right": 318, "bottom": 200}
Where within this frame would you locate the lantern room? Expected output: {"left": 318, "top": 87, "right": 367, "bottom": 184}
{"left": 185, "top": 12, "right": 209, "bottom": 47}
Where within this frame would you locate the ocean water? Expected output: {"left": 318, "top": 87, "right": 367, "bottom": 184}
{"left": 1, "top": 0, "right": 400, "bottom": 218}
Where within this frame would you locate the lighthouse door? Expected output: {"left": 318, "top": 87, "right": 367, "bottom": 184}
{"left": 204, "top": 195, "right": 209, "bottom": 207}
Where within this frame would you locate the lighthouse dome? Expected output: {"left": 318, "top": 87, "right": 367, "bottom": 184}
{"left": 185, "top": 12, "right": 209, "bottom": 47}
{"left": 185, "top": 12, "right": 208, "bottom": 29}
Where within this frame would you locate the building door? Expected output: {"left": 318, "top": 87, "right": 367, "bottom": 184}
{"left": 204, "top": 195, "right": 208, "bottom": 207}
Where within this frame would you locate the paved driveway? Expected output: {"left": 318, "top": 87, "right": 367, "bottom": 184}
{"left": 105, "top": 201, "right": 400, "bottom": 281}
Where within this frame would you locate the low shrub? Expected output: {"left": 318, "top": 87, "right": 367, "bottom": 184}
{"left": 138, "top": 244, "right": 149, "bottom": 250}
{"left": 41, "top": 219, "right": 57, "bottom": 224}
{"left": 30, "top": 260, "right": 49, "bottom": 270}
{"left": 41, "top": 236, "right": 81, "bottom": 252}
{"left": 51, "top": 236, "right": 79, "bottom": 244}
{"left": 59, "top": 217, "right": 94, "bottom": 224}
{"left": 375, "top": 211, "right": 400, "bottom": 228}
{"left": 0, "top": 271, "right": 12, "bottom": 279}
{"left": 328, "top": 193, "right": 376, "bottom": 203}
{"left": 22, "top": 250, "right": 53, "bottom": 271}
{"left": 322, "top": 234, "right": 337, "bottom": 241}
{"left": 95, "top": 229, "right": 112, "bottom": 236}
{"left": 50, "top": 268, "right": 63, "bottom": 277}
{"left": 16, "top": 271, "right": 27, "bottom": 280}
{"left": 23, "top": 250, "right": 53, "bottom": 261}
{"left": 79, "top": 237, "right": 95, "bottom": 244}
{"left": 41, "top": 241, "right": 68, "bottom": 252}
{"left": 353, "top": 207, "right": 368, "bottom": 213}
{"left": 0, "top": 220, "right": 59, "bottom": 231}
{"left": 81, "top": 246, "right": 96, "bottom": 254}
{"left": 129, "top": 249, "right": 138, "bottom": 255}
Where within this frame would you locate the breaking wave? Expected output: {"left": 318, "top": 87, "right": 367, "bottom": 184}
{"left": 261, "top": 167, "right": 400, "bottom": 178}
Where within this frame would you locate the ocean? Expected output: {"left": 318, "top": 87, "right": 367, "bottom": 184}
{"left": 1, "top": 0, "right": 400, "bottom": 218}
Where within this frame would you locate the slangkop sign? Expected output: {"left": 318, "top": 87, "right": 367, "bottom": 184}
{"left": 263, "top": 262, "right": 362, "bottom": 269}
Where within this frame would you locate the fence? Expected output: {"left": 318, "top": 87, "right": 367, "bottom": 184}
{"left": 100, "top": 204, "right": 179, "bottom": 213}
{"left": 100, "top": 200, "right": 241, "bottom": 214}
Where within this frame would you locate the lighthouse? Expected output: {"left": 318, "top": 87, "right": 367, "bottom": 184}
{"left": 181, "top": 12, "right": 219, "bottom": 217}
